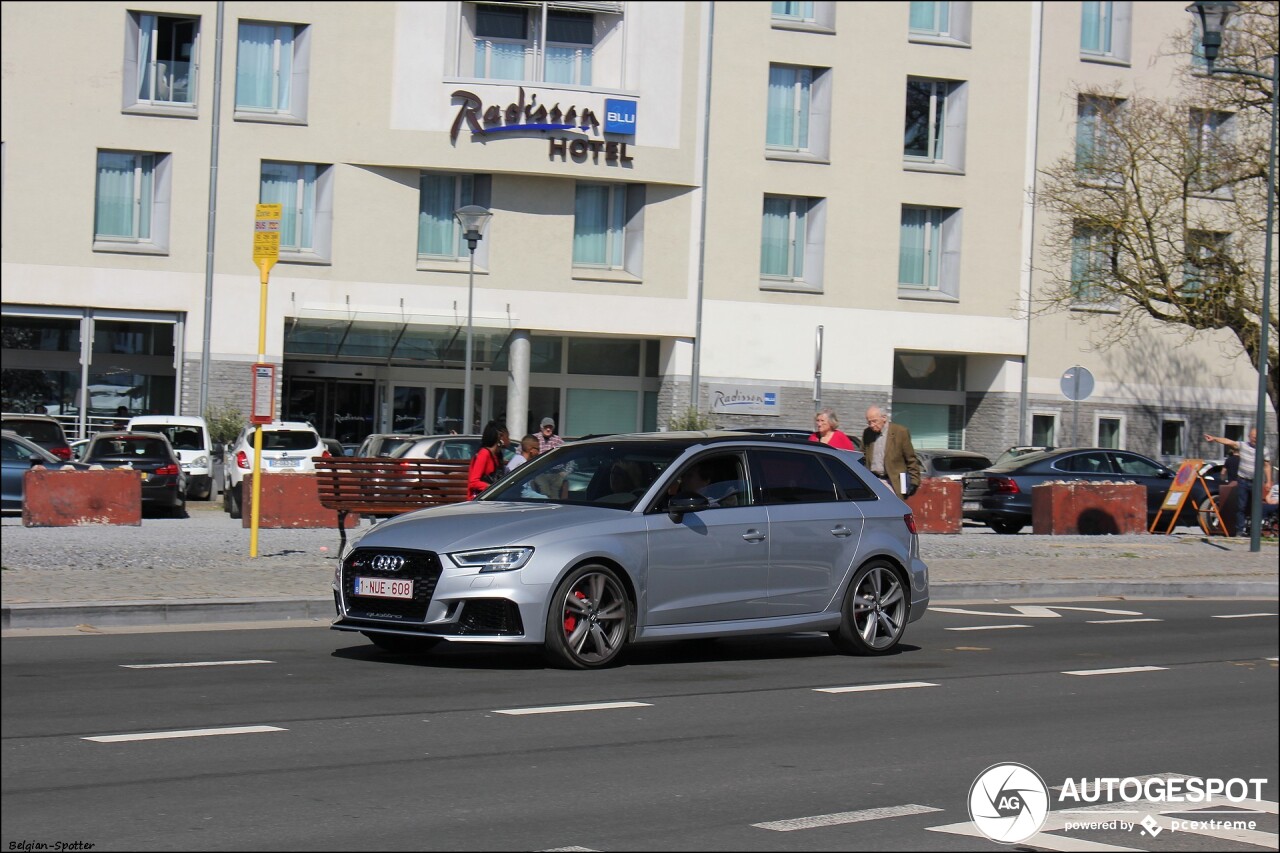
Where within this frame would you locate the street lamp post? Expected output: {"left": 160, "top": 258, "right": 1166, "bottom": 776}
{"left": 1187, "top": 1, "right": 1277, "bottom": 553}
{"left": 454, "top": 205, "right": 492, "bottom": 435}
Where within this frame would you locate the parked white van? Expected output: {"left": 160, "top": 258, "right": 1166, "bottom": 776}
{"left": 125, "top": 415, "right": 213, "bottom": 500}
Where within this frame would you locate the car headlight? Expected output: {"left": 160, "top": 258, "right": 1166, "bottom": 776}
{"left": 447, "top": 547, "right": 533, "bottom": 573}
{"left": 191, "top": 455, "right": 208, "bottom": 468}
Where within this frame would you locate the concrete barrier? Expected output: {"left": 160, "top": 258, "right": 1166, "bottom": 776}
{"left": 1031, "top": 481, "right": 1146, "bottom": 535}
{"left": 906, "top": 478, "right": 961, "bottom": 534}
{"left": 22, "top": 467, "right": 142, "bottom": 526}
{"left": 241, "top": 473, "right": 357, "bottom": 529}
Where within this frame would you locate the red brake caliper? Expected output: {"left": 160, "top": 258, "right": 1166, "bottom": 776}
{"left": 564, "top": 590, "right": 588, "bottom": 633}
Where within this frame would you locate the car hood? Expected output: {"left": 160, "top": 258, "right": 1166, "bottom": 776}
{"left": 346, "top": 501, "right": 631, "bottom": 554}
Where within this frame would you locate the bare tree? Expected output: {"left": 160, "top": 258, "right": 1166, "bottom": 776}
{"left": 1035, "top": 1, "right": 1277, "bottom": 415}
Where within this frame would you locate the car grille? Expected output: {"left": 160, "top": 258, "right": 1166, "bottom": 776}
{"left": 341, "top": 547, "right": 442, "bottom": 622}
{"left": 456, "top": 600, "right": 524, "bottom": 636}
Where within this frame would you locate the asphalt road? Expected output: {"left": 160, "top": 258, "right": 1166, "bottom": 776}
{"left": 2, "top": 599, "right": 1276, "bottom": 851}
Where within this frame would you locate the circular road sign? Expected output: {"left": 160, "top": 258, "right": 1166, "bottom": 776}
{"left": 1061, "top": 365, "right": 1095, "bottom": 402}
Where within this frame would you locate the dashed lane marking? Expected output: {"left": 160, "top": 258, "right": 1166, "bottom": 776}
{"left": 1086, "top": 619, "right": 1163, "bottom": 624}
{"left": 121, "top": 659, "right": 274, "bottom": 668}
{"left": 1062, "top": 666, "right": 1167, "bottom": 676}
{"left": 84, "top": 725, "right": 286, "bottom": 743}
{"left": 945, "top": 624, "right": 1034, "bottom": 631}
{"left": 494, "top": 701, "right": 651, "bottom": 716}
{"left": 1211, "top": 613, "right": 1278, "bottom": 619}
{"left": 814, "top": 681, "right": 937, "bottom": 694}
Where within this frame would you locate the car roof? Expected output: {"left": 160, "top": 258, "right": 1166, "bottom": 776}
{"left": 126, "top": 415, "right": 207, "bottom": 426}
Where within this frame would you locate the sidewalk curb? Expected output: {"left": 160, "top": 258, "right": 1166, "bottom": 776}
{"left": 3, "top": 582, "right": 1276, "bottom": 631}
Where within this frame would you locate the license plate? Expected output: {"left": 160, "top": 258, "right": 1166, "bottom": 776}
{"left": 962, "top": 501, "right": 979, "bottom": 511}
{"left": 140, "top": 472, "right": 150, "bottom": 481}
{"left": 270, "top": 458, "right": 301, "bottom": 468}
{"left": 354, "top": 576, "right": 414, "bottom": 599}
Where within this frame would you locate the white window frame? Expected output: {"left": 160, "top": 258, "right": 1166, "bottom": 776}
{"left": 898, "top": 205, "right": 962, "bottom": 300}
{"left": 907, "top": 1, "right": 972, "bottom": 47}
{"left": 1188, "top": 108, "right": 1234, "bottom": 196}
{"left": 1079, "top": 1, "right": 1132, "bottom": 65}
{"left": 417, "top": 172, "right": 493, "bottom": 267}
{"left": 259, "top": 161, "right": 333, "bottom": 264}
{"left": 760, "top": 195, "right": 826, "bottom": 293}
{"left": 572, "top": 183, "right": 644, "bottom": 279}
{"left": 1031, "top": 411, "right": 1059, "bottom": 447}
{"left": 765, "top": 64, "right": 831, "bottom": 162}
{"left": 233, "top": 21, "right": 310, "bottom": 124}
{"left": 1075, "top": 95, "right": 1125, "bottom": 185}
{"left": 92, "top": 150, "right": 171, "bottom": 255}
{"left": 122, "top": 12, "right": 200, "bottom": 114}
{"left": 903, "top": 77, "right": 967, "bottom": 173}
{"left": 1070, "top": 222, "right": 1120, "bottom": 309}
{"left": 1183, "top": 229, "right": 1230, "bottom": 295}
{"left": 771, "top": 1, "right": 836, "bottom": 33}
{"left": 1095, "top": 413, "right": 1126, "bottom": 449}
{"left": 458, "top": 3, "right": 624, "bottom": 88}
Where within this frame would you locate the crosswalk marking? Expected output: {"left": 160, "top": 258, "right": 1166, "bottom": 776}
{"left": 754, "top": 803, "right": 942, "bottom": 831}
{"left": 84, "top": 725, "right": 286, "bottom": 743}
{"left": 121, "top": 660, "right": 274, "bottom": 668}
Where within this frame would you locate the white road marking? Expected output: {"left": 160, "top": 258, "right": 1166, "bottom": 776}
{"left": 1063, "top": 666, "right": 1167, "bottom": 676}
{"left": 1211, "top": 613, "right": 1277, "bottom": 619}
{"left": 932, "top": 605, "right": 1143, "bottom": 619}
{"left": 494, "top": 701, "right": 651, "bottom": 716}
{"left": 538, "top": 848, "right": 600, "bottom": 852}
{"left": 754, "top": 803, "right": 942, "bottom": 831}
{"left": 1086, "top": 618, "right": 1163, "bottom": 624}
{"left": 926, "top": 821, "right": 1141, "bottom": 851}
{"left": 120, "top": 660, "right": 274, "bottom": 668}
{"left": 814, "top": 681, "right": 937, "bottom": 694}
{"left": 84, "top": 725, "right": 286, "bottom": 743}
{"left": 945, "top": 624, "right": 1033, "bottom": 631}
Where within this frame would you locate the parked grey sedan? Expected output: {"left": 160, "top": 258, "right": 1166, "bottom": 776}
{"left": 332, "top": 432, "right": 929, "bottom": 669}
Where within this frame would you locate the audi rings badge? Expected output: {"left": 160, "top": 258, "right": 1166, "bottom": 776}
{"left": 372, "top": 554, "right": 406, "bottom": 572}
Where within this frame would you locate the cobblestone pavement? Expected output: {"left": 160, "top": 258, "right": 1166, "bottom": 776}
{"left": 2, "top": 501, "right": 1275, "bottom": 630}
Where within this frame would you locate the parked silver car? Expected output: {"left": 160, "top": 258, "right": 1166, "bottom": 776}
{"left": 332, "top": 432, "right": 929, "bottom": 669}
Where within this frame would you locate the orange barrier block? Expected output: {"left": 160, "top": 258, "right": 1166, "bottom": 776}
{"left": 1031, "top": 482, "right": 1146, "bottom": 535}
{"left": 241, "top": 473, "right": 358, "bottom": 529}
{"left": 905, "top": 478, "right": 961, "bottom": 534}
{"left": 22, "top": 468, "right": 142, "bottom": 527}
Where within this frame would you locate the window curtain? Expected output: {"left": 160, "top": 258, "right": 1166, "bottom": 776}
{"left": 95, "top": 153, "right": 150, "bottom": 239}
{"left": 1080, "top": 1, "right": 1112, "bottom": 53}
{"left": 1075, "top": 100, "right": 1099, "bottom": 169}
{"left": 760, "top": 197, "right": 793, "bottom": 276}
{"left": 237, "top": 23, "right": 292, "bottom": 110}
{"left": 772, "top": 2, "right": 814, "bottom": 20}
{"left": 137, "top": 15, "right": 155, "bottom": 100}
{"left": 899, "top": 208, "right": 937, "bottom": 286}
{"left": 260, "top": 163, "right": 315, "bottom": 250}
{"left": 766, "top": 66, "right": 808, "bottom": 149}
{"left": 546, "top": 12, "right": 593, "bottom": 85}
{"left": 575, "top": 185, "right": 618, "bottom": 265}
{"left": 475, "top": 5, "right": 528, "bottom": 80}
{"left": 909, "top": 1, "right": 947, "bottom": 34}
{"left": 418, "top": 174, "right": 473, "bottom": 257}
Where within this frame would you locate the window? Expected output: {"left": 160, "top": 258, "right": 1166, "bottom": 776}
{"left": 573, "top": 183, "right": 644, "bottom": 275}
{"left": 260, "top": 161, "right": 332, "bottom": 262}
{"left": 1075, "top": 95, "right": 1124, "bottom": 183}
{"left": 904, "top": 78, "right": 967, "bottom": 170}
{"left": 907, "top": 1, "right": 971, "bottom": 45}
{"left": 124, "top": 12, "right": 198, "bottom": 110}
{"left": 1079, "top": 1, "right": 1131, "bottom": 64}
{"left": 418, "top": 172, "right": 492, "bottom": 260}
{"left": 1097, "top": 415, "right": 1124, "bottom": 449}
{"left": 771, "top": 1, "right": 835, "bottom": 31}
{"left": 1183, "top": 230, "right": 1230, "bottom": 295}
{"left": 1189, "top": 108, "right": 1234, "bottom": 193}
{"left": 235, "top": 21, "right": 310, "bottom": 122}
{"left": 765, "top": 65, "right": 831, "bottom": 160}
{"left": 1031, "top": 412, "right": 1057, "bottom": 446}
{"left": 1160, "top": 418, "right": 1186, "bottom": 458}
{"left": 756, "top": 449, "right": 839, "bottom": 505}
{"left": 1071, "top": 223, "right": 1117, "bottom": 305}
{"left": 464, "top": 3, "right": 621, "bottom": 87}
{"left": 772, "top": 1, "right": 814, "bottom": 22}
{"left": 93, "top": 150, "right": 171, "bottom": 253}
{"left": 761, "top": 195, "right": 827, "bottom": 291}
{"left": 898, "top": 206, "right": 962, "bottom": 298}
{"left": 1112, "top": 451, "right": 1165, "bottom": 478}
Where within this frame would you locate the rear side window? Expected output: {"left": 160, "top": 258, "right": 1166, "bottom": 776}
{"left": 263, "top": 431, "right": 321, "bottom": 451}
{"left": 753, "top": 449, "right": 839, "bottom": 505}
{"left": 933, "top": 456, "right": 991, "bottom": 474}
{"left": 3, "top": 419, "right": 65, "bottom": 443}
{"left": 822, "top": 456, "right": 876, "bottom": 500}
{"left": 1111, "top": 452, "right": 1166, "bottom": 477}
{"left": 1055, "top": 452, "right": 1113, "bottom": 474}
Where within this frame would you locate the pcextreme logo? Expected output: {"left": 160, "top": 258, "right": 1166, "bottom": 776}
{"left": 968, "top": 763, "right": 1050, "bottom": 844}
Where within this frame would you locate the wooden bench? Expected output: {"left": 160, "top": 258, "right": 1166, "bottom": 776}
{"left": 313, "top": 457, "right": 471, "bottom": 549}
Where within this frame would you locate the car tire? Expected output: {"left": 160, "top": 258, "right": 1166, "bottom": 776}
{"left": 544, "top": 563, "right": 631, "bottom": 670}
{"left": 829, "top": 560, "right": 908, "bottom": 656}
{"left": 989, "top": 519, "right": 1024, "bottom": 535}
{"left": 1198, "top": 497, "right": 1225, "bottom": 535}
{"left": 227, "top": 483, "right": 242, "bottom": 519}
{"left": 362, "top": 632, "right": 440, "bottom": 654}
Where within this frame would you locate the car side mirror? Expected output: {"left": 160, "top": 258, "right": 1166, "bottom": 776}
{"left": 667, "top": 493, "right": 708, "bottom": 522}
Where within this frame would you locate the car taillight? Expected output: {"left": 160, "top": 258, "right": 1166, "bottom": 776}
{"left": 322, "top": 449, "right": 331, "bottom": 457}
{"left": 903, "top": 513, "right": 918, "bottom": 535}
{"left": 236, "top": 450, "right": 250, "bottom": 469}
{"left": 156, "top": 463, "right": 179, "bottom": 475}
{"left": 989, "top": 476, "right": 1021, "bottom": 494}
{"left": 51, "top": 446, "right": 72, "bottom": 461}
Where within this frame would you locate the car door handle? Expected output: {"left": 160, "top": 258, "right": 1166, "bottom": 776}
{"left": 830, "top": 525, "right": 854, "bottom": 537}
{"left": 742, "top": 529, "right": 766, "bottom": 542}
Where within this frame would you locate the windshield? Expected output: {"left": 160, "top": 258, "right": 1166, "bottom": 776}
{"left": 131, "top": 424, "right": 207, "bottom": 451}
{"left": 482, "top": 441, "right": 685, "bottom": 510}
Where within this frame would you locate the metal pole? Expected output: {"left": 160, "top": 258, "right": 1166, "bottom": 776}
{"left": 198, "top": 1, "right": 225, "bottom": 417}
{"left": 464, "top": 245, "right": 475, "bottom": 435}
{"left": 1247, "top": 54, "right": 1277, "bottom": 553}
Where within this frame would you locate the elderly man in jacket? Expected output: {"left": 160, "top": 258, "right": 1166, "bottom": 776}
{"left": 861, "top": 404, "right": 922, "bottom": 499}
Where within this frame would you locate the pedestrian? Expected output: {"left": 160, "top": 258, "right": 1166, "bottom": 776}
{"left": 537, "top": 417, "right": 564, "bottom": 453}
{"left": 861, "top": 404, "right": 921, "bottom": 499}
{"left": 506, "top": 434, "right": 540, "bottom": 473}
{"left": 468, "top": 420, "right": 506, "bottom": 499}
{"left": 1205, "top": 428, "right": 1273, "bottom": 535}
{"left": 809, "top": 407, "right": 856, "bottom": 450}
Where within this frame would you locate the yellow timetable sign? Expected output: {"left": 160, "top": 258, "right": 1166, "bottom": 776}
{"left": 253, "top": 203, "right": 281, "bottom": 263}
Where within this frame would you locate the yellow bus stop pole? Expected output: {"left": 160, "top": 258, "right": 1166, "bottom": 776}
{"left": 249, "top": 203, "right": 280, "bottom": 558}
